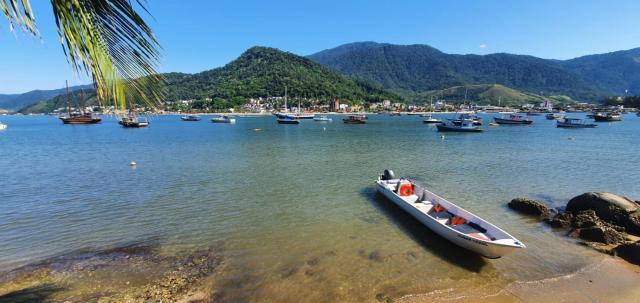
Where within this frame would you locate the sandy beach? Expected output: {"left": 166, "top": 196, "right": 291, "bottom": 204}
{"left": 400, "top": 257, "right": 640, "bottom": 303}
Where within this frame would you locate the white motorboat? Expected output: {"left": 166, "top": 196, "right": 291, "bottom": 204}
{"left": 313, "top": 115, "right": 332, "bottom": 122}
{"left": 211, "top": 115, "right": 236, "bottom": 123}
{"left": 376, "top": 170, "right": 525, "bottom": 258}
{"left": 0, "top": 122, "right": 6, "bottom": 130}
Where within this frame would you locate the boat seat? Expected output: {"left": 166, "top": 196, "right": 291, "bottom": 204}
{"left": 431, "top": 210, "right": 452, "bottom": 225}
{"left": 400, "top": 194, "right": 419, "bottom": 203}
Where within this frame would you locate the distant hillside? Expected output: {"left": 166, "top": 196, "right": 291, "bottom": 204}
{"left": 19, "top": 47, "right": 400, "bottom": 113}
{"left": 162, "top": 46, "right": 398, "bottom": 103}
{"left": 308, "top": 42, "right": 640, "bottom": 101}
{"left": 19, "top": 90, "right": 98, "bottom": 114}
{"left": 561, "top": 48, "right": 640, "bottom": 95}
{"left": 0, "top": 85, "right": 92, "bottom": 111}
{"left": 415, "top": 84, "right": 575, "bottom": 107}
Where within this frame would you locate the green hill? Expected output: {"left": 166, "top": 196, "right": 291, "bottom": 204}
{"left": 162, "top": 46, "right": 398, "bottom": 104}
{"left": 308, "top": 42, "right": 640, "bottom": 101}
{"left": 19, "top": 90, "right": 98, "bottom": 114}
{"left": 415, "top": 84, "right": 576, "bottom": 107}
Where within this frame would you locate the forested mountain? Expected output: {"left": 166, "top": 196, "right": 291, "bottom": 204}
{"left": 19, "top": 90, "right": 98, "bottom": 114}
{"left": 161, "top": 46, "right": 397, "bottom": 103}
{"left": 0, "top": 85, "right": 92, "bottom": 111}
{"left": 308, "top": 42, "right": 640, "bottom": 101}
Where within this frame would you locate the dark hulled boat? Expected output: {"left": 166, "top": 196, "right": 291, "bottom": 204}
{"left": 119, "top": 116, "right": 149, "bottom": 128}
{"left": 592, "top": 112, "right": 622, "bottom": 122}
{"left": 60, "top": 113, "right": 102, "bottom": 124}
{"left": 493, "top": 114, "right": 533, "bottom": 125}
{"left": 343, "top": 115, "right": 367, "bottom": 124}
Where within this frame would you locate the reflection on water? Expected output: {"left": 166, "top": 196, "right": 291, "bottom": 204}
{"left": 1, "top": 113, "right": 639, "bottom": 301}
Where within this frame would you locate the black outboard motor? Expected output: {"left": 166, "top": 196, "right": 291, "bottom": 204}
{"left": 381, "top": 169, "right": 395, "bottom": 180}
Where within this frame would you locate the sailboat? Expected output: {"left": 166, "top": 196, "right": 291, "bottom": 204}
{"left": 59, "top": 81, "right": 102, "bottom": 124}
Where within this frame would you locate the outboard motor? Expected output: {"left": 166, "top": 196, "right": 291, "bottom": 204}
{"left": 381, "top": 169, "right": 395, "bottom": 180}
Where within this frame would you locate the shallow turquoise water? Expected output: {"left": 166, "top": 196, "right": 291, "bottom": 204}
{"left": 1, "top": 113, "right": 639, "bottom": 301}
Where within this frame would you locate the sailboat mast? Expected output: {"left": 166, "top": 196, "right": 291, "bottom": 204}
{"left": 65, "top": 80, "right": 71, "bottom": 116}
{"left": 284, "top": 85, "right": 288, "bottom": 112}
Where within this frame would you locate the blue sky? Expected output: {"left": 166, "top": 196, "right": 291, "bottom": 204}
{"left": 1, "top": 0, "right": 639, "bottom": 93}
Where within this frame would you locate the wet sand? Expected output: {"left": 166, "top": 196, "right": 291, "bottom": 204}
{"left": 399, "top": 257, "right": 640, "bottom": 303}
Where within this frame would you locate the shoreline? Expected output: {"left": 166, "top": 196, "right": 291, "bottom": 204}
{"left": 399, "top": 257, "right": 640, "bottom": 303}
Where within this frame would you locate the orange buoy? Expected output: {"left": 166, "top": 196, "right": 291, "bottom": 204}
{"left": 398, "top": 183, "right": 413, "bottom": 196}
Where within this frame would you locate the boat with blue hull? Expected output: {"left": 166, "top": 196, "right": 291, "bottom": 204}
{"left": 493, "top": 114, "right": 533, "bottom": 125}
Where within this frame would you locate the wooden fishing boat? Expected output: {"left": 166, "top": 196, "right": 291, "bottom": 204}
{"left": 436, "top": 119, "right": 482, "bottom": 132}
{"left": 211, "top": 115, "right": 236, "bottom": 123}
{"left": 557, "top": 118, "right": 597, "bottom": 128}
{"left": 343, "top": 115, "right": 367, "bottom": 124}
{"left": 60, "top": 113, "right": 102, "bottom": 124}
{"left": 376, "top": 170, "right": 525, "bottom": 258}
{"left": 493, "top": 114, "right": 533, "bottom": 125}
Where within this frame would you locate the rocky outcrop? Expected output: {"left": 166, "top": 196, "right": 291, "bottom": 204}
{"left": 508, "top": 198, "right": 551, "bottom": 217}
{"left": 578, "top": 226, "right": 625, "bottom": 244}
{"left": 567, "top": 192, "right": 639, "bottom": 225}
{"left": 571, "top": 210, "right": 600, "bottom": 229}
{"left": 544, "top": 212, "right": 573, "bottom": 228}
{"left": 615, "top": 242, "right": 640, "bottom": 265}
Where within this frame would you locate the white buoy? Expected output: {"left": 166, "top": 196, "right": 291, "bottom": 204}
{"left": 440, "top": 135, "right": 445, "bottom": 139}
{"left": 130, "top": 161, "right": 137, "bottom": 166}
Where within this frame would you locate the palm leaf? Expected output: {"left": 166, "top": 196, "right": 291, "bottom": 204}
{"left": 2, "top": 0, "right": 163, "bottom": 112}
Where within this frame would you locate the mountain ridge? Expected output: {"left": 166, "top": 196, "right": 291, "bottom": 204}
{"left": 308, "top": 42, "right": 640, "bottom": 101}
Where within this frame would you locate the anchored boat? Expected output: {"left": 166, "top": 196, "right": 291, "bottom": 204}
{"left": 181, "top": 114, "right": 201, "bottom": 121}
{"left": 592, "top": 112, "right": 622, "bottom": 122}
{"left": 0, "top": 122, "right": 6, "bottom": 131}
{"left": 277, "top": 117, "right": 300, "bottom": 124}
{"left": 545, "top": 113, "right": 565, "bottom": 120}
{"left": 493, "top": 114, "right": 533, "bottom": 125}
{"left": 313, "top": 115, "right": 332, "bottom": 122}
{"left": 119, "top": 116, "right": 149, "bottom": 128}
{"left": 557, "top": 117, "right": 597, "bottom": 128}
{"left": 343, "top": 115, "right": 367, "bottom": 124}
{"left": 211, "top": 115, "right": 236, "bottom": 123}
{"left": 376, "top": 170, "right": 525, "bottom": 258}
{"left": 436, "top": 119, "right": 482, "bottom": 132}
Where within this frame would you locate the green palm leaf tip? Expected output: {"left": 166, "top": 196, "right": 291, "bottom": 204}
{"left": 2, "top": 0, "right": 164, "bottom": 112}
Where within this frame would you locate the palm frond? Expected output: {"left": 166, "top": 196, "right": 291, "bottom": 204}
{"left": 3, "top": 0, "right": 164, "bottom": 111}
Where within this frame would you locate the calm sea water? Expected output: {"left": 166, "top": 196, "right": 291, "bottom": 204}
{"left": 1, "top": 113, "right": 639, "bottom": 301}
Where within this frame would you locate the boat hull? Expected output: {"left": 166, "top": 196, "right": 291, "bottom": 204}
{"left": 423, "top": 119, "right": 443, "bottom": 124}
{"left": 60, "top": 117, "right": 102, "bottom": 124}
{"left": 493, "top": 117, "right": 533, "bottom": 125}
{"left": 211, "top": 119, "right": 235, "bottom": 123}
{"left": 277, "top": 119, "right": 300, "bottom": 124}
{"left": 376, "top": 181, "right": 522, "bottom": 258}
{"left": 436, "top": 124, "right": 482, "bottom": 132}
{"left": 593, "top": 116, "right": 622, "bottom": 122}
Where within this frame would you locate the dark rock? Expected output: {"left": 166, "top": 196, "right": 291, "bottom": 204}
{"left": 578, "top": 226, "right": 625, "bottom": 244}
{"left": 567, "top": 192, "right": 638, "bottom": 225}
{"left": 571, "top": 210, "right": 600, "bottom": 229}
{"left": 615, "top": 242, "right": 640, "bottom": 265}
{"left": 545, "top": 212, "right": 573, "bottom": 228}
{"left": 624, "top": 211, "right": 640, "bottom": 236}
{"left": 508, "top": 198, "right": 551, "bottom": 217}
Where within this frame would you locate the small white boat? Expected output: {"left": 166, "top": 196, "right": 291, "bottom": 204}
{"left": 181, "top": 114, "right": 201, "bottom": 121}
{"left": 422, "top": 113, "right": 442, "bottom": 124}
{"left": 376, "top": 170, "right": 525, "bottom": 258}
{"left": 313, "top": 115, "right": 332, "bottom": 122}
{"left": 211, "top": 115, "right": 236, "bottom": 123}
{"left": 0, "top": 122, "right": 6, "bottom": 130}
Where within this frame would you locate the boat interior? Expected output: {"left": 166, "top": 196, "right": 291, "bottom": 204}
{"left": 380, "top": 178, "right": 521, "bottom": 245}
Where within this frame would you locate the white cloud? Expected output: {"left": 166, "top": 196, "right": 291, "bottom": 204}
{"left": 479, "top": 44, "right": 487, "bottom": 49}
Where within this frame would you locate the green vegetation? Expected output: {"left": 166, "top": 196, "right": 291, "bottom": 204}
{"left": 162, "top": 47, "right": 398, "bottom": 104}
{"left": 414, "top": 84, "right": 578, "bottom": 107}
{"left": 20, "top": 47, "right": 400, "bottom": 113}
{"left": 308, "top": 42, "right": 640, "bottom": 102}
